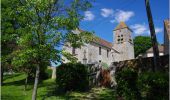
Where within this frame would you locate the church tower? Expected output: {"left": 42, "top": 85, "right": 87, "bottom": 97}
{"left": 112, "top": 22, "right": 134, "bottom": 61}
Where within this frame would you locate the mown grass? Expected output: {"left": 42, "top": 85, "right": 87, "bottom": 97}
{"left": 2, "top": 73, "right": 116, "bottom": 100}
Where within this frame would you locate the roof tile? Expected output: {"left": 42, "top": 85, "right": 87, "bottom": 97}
{"left": 93, "top": 37, "right": 113, "bottom": 48}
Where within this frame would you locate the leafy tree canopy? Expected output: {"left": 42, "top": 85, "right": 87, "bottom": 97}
{"left": 133, "top": 36, "right": 152, "bottom": 57}
{"left": 2, "top": 0, "right": 94, "bottom": 99}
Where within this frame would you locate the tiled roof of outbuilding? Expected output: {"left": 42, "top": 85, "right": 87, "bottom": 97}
{"left": 146, "top": 45, "right": 164, "bottom": 53}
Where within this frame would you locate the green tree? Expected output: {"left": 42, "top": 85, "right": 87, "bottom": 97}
{"left": 133, "top": 36, "right": 152, "bottom": 57}
{"left": 2, "top": 0, "right": 94, "bottom": 100}
{"left": 1, "top": 0, "right": 21, "bottom": 85}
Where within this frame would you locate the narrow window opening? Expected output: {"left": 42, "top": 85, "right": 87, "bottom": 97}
{"left": 107, "top": 50, "right": 109, "bottom": 58}
{"left": 99, "top": 47, "right": 101, "bottom": 55}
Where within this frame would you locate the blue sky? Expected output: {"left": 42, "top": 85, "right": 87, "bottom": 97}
{"left": 80, "top": 0, "right": 169, "bottom": 44}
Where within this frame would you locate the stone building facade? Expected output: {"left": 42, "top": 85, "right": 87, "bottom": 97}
{"left": 62, "top": 22, "right": 135, "bottom": 66}
{"left": 164, "top": 19, "right": 170, "bottom": 55}
{"left": 137, "top": 45, "right": 164, "bottom": 58}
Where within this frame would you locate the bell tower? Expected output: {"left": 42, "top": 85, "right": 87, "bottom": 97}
{"left": 113, "top": 22, "right": 134, "bottom": 61}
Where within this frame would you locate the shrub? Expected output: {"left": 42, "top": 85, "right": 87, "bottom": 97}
{"left": 115, "top": 67, "right": 141, "bottom": 100}
{"left": 101, "top": 62, "right": 109, "bottom": 69}
{"left": 56, "top": 63, "right": 89, "bottom": 92}
{"left": 45, "top": 68, "right": 52, "bottom": 78}
{"left": 138, "top": 72, "right": 169, "bottom": 100}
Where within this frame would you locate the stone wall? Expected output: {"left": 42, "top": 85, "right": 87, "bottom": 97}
{"left": 62, "top": 42, "right": 113, "bottom": 65}
{"left": 113, "top": 55, "right": 169, "bottom": 72}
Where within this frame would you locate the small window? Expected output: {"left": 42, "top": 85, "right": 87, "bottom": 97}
{"left": 99, "top": 47, "right": 101, "bottom": 55}
{"left": 99, "top": 60, "right": 101, "bottom": 63}
{"left": 107, "top": 50, "right": 109, "bottom": 58}
{"left": 121, "top": 35, "right": 123, "bottom": 37}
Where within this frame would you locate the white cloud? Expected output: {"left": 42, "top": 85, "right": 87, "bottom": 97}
{"left": 114, "top": 10, "right": 134, "bottom": 22}
{"left": 155, "top": 27, "right": 163, "bottom": 33}
{"left": 110, "top": 20, "right": 116, "bottom": 23}
{"left": 101, "top": 8, "right": 114, "bottom": 17}
{"left": 147, "top": 27, "right": 163, "bottom": 35}
{"left": 130, "top": 24, "right": 148, "bottom": 35}
{"left": 84, "top": 11, "right": 95, "bottom": 21}
{"left": 130, "top": 23, "right": 163, "bottom": 35}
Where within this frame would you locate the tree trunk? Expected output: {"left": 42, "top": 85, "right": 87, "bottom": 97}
{"left": 32, "top": 65, "right": 40, "bottom": 100}
{"left": 24, "top": 74, "right": 28, "bottom": 91}
{"left": 1, "top": 67, "right": 4, "bottom": 86}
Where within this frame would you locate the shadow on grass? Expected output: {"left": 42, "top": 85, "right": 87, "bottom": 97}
{"left": 3, "top": 73, "right": 45, "bottom": 87}
{"left": 2, "top": 95, "right": 24, "bottom": 100}
{"left": 3, "top": 73, "right": 22, "bottom": 81}
{"left": 41, "top": 84, "right": 116, "bottom": 100}
{"left": 3, "top": 79, "right": 24, "bottom": 86}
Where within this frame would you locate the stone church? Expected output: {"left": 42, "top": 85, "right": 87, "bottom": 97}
{"left": 62, "top": 22, "right": 134, "bottom": 66}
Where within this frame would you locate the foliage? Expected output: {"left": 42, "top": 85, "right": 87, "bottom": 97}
{"left": 1, "top": 0, "right": 22, "bottom": 84}
{"left": 133, "top": 36, "right": 152, "bottom": 57}
{"left": 115, "top": 67, "right": 141, "bottom": 100}
{"left": 2, "top": 0, "right": 94, "bottom": 99}
{"left": 2, "top": 0, "right": 94, "bottom": 74}
{"left": 101, "top": 62, "right": 109, "bottom": 69}
{"left": 61, "top": 50, "right": 78, "bottom": 63}
{"left": 115, "top": 66, "right": 168, "bottom": 100}
{"left": 138, "top": 72, "right": 169, "bottom": 100}
{"left": 56, "top": 63, "right": 89, "bottom": 92}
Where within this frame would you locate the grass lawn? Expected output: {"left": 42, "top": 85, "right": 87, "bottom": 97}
{"left": 2, "top": 73, "right": 116, "bottom": 100}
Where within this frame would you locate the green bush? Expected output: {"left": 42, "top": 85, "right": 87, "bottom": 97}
{"left": 115, "top": 67, "right": 141, "bottom": 100}
{"left": 101, "top": 62, "right": 109, "bottom": 69}
{"left": 138, "top": 72, "right": 169, "bottom": 100}
{"left": 56, "top": 63, "right": 89, "bottom": 92}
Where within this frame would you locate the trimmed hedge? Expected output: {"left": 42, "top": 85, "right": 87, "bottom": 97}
{"left": 56, "top": 63, "right": 89, "bottom": 92}
{"left": 116, "top": 67, "right": 168, "bottom": 100}
{"left": 115, "top": 67, "right": 141, "bottom": 100}
{"left": 138, "top": 72, "right": 169, "bottom": 100}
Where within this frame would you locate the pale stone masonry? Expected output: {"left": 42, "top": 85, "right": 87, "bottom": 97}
{"left": 112, "top": 22, "right": 134, "bottom": 62}
{"left": 62, "top": 22, "right": 135, "bottom": 66}
{"left": 164, "top": 19, "right": 170, "bottom": 55}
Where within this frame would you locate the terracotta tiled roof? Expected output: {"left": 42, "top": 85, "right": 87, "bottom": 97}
{"left": 76, "top": 28, "right": 113, "bottom": 48}
{"left": 114, "top": 21, "right": 130, "bottom": 31}
{"left": 146, "top": 45, "right": 164, "bottom": 53}
{"left": 93, "top": 37, "right": 113, "bottom": 49}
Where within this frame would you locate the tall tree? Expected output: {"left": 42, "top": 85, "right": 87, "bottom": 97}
{"left": 133, "top": 36, "right": 152, "bottom": 57}
{"left": 2, "top": 0, "right": 94, "bottom": 100}
{"left": 1, "top": 0, "right": 21, "bottom": 85}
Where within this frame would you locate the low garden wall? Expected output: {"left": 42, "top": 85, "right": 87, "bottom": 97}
{"left": 113, "top": 55, "right": 169, "bottom": 99}
{"left": 114, "top": 54, "right": 169, "bottom": 72}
